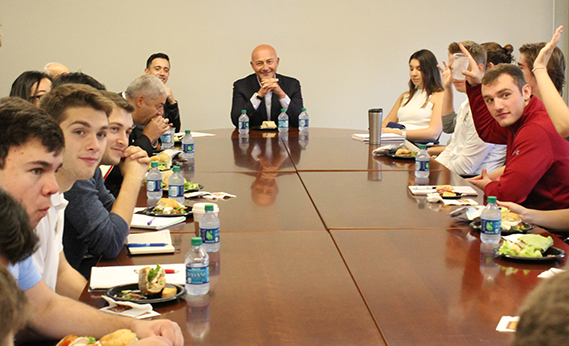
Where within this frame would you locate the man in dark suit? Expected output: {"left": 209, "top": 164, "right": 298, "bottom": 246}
{"left": 231, "top": 45, "right": 303, "bottom": 128}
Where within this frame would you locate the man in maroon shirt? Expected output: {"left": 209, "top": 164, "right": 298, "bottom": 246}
{"left": 462, "top": 54, "right": 569, "bottom": 210}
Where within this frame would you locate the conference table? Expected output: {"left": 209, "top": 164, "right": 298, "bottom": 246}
{"left": 79, "top": 128, "right": 569, "bottom": 346}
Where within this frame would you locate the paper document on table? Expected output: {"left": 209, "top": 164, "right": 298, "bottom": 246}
{"left": 408, "top": 185, "right": 478, "bottom": 196}
{"left": 130, "top": 214, "right": 186, "bottom": 230}
{"left": 90, "top": 263, "right": 185, "bottom": 290}
{"left": 352, "top": 133, "right": 405, "bottom": 142}
{"left": 175, "top": 131, "right": 215, "bottom": 138}
{"left": 126, "top": 229, "right": 175, "bottom": 255}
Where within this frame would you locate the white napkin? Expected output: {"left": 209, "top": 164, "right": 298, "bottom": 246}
{"left": 100, "top": 296, "right": 160, "bottom": 319}
{"left": 496, "top": 316, "right": 519, "bottom": 332}
{"left": 537, "top": 268, "right": 565, "bottom": 279}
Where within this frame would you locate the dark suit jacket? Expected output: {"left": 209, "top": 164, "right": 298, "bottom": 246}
{"left": 231, "top": 73, "right": 303, "bottom": 128}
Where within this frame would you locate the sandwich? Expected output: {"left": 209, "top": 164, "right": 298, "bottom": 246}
{"left": 152, "top": 197, "right": 187, "bottom": 215}
{"left": 395, "top": 148, "right": 412, "bottom": 157}
{"left": 56, "top": 330, "right": 138, "bottom": 346}
{"left": 150, "top": 152, "right": 172, "bottom": 170}
{"left": 501, "top": 212, "right": 522, "bottom": 231}
{"left": 498, "top": 234, "right": 554, "bottom": 258}
{"left": 99, "top": 329, "right": 138, "bottom": 346}
{"left": 138, "top": 264, "right": 166, "bottom": 295}
{"left": 261, "top": 121, "right": 277, "bottom": 129}
{"left": 56, "top": 335, "right": 96, "bottom": 346}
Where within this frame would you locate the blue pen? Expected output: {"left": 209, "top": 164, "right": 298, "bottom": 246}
{"left": 127, "top": 243, "right": 168, "bottom": 247}
{"left": 147, "top": 217, "right": 156, "bottom": 226}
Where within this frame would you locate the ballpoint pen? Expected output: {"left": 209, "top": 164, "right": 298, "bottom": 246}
{"left": 127, "top": 243, "right": 168, "bottom": 247}
{"left": 147, "top": 217, "right": 156, "bottom": 226}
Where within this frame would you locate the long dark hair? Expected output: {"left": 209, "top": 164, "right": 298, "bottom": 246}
{"left": 404, "top": 49, "right": 443, "bottom": 108}
{"left": 9, "top": 71, "right": 52, "bottom": 103}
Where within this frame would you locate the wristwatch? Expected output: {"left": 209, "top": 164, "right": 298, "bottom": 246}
{"left": 255, "top": 93, "right": 263, "bottom": 101}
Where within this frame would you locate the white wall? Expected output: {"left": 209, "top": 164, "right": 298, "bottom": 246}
{"left": 0, "top": 0, "right": 561, "bottom": 135}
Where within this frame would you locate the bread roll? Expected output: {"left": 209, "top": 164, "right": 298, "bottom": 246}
{"left": 99, "top": 329, "right": 138, "bottom": 346}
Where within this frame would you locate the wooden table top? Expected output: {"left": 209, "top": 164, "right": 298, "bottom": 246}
{"left": 78, "top": 127, "right": 567, "bottom": 346}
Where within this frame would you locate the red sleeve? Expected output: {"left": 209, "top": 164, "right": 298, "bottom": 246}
{"left": 466, "top": 83, "right": 509, "bottom": 144}
{"left": 484, "top": 125, "right": 553, "bottom": 203}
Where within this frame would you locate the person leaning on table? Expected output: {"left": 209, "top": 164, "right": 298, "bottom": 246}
{"left": 0, "top": 97, "right": 182, "bottom": 346}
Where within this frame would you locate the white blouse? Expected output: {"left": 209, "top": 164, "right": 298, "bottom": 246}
{"left": 397, "top": 89, "right": 433, "bottom": 130}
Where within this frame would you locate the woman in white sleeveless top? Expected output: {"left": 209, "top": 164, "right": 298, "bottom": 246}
{"left": 382, "top": 49, "right": 444, "bottom": 143}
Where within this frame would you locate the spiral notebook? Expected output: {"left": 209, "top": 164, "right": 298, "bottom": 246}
{"left": 130, "top": 214, "right": 186, "bottom": 230}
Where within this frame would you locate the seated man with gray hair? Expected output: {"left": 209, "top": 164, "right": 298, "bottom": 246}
{"left": 105, "top": 75, "right": 169, "bottom": 196}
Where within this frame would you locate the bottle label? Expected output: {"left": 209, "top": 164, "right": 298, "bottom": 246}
{"left": 147, "top": 179, "right": 161, "bottom": 192}
{"left": 183, "top": 143, "right": 194, "bottom": 153}
{"left": 239, "top": 121, "right": 249, "bottom": 130}
{"left": 186, "top": 265, "right": 209, "bottom": 285}
{"left": 200, "top": 227, "right": 220, "bottom": 244}
{"left": 160, "top": 133, "right": 171, "bottom": 143}
{"left": 169, "top": 185, "right": 184, "bottom": 197}
{"left": 482, "top": 219, "right": 501, "bottom": 235}
{"left": 415, "top": 160, "right": 429, "bottom": 171}
{"left": 278, "top": 120, "right": 288, "bottom": 128}
{"left": 300, "top": 119, "right": 308, "bottom": 128}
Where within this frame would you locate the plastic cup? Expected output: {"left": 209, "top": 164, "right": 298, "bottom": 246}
{"left": 452, "top": 53, "right": 469, "bottom": 80}
{"left": 192, "top": 203, "right": 219, "bottom": 236}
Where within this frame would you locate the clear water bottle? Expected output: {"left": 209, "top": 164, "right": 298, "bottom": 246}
{"left": 160, "top": 127, "right": 174, "bottom": 149}
{"left": 238, "top": 110, "right": 249, "bottom": 134}
{"left": 199, "top": 205, "right": 220, "bottom": 252}
{"left": 146, "top": 161, "right": 163, "bottom": 199}
{"left": 278, "top": 108, "right": 289, "bottom": 133}
{"left": 185, "top": 237, "right": 210, "bottom": 295}
{"left": 182, "top": 130, "right": 195, "bottom": 159}
{"left": 298, "top": 108, "right": 309, "bottom": 132}
{"left": 168, "top": 166, "right": 185, "bottom": 205}
{"left": 481, "top": 196, "right": 501, "bottom": 244}
{"left": 415, "top": 144, "right": 429, "bottom": 178}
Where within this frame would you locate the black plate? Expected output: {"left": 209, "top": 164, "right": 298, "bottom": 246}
{"left": 105, "top": 283, "right": 186, "bottom": 304}
{"left": 469, "top": 219, "right": 533, "bottom": 235}
{"left": 386, "top": 152, "right": 417, "bottom": 160}
{"left": 441, "top": 192, "right": 464, "bottom": 200}
{"left": 138, "top": 206, "right": 192, "bottom": 217}
{"left": 496, "top": 246, "right": 566, "bottom": 262}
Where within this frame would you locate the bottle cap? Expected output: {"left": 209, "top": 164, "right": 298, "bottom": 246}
{"left": 241, "top": 109, "right": 246, "bottom": 113}
{"left": 419, "top": 145, "right": 426, "bottom": 150}
{"left": 487, "top": 196, "right": 497, "bottom": 203}
{"left": 191, "top": 237, "right": 203, "bottom": 246}
{"left": 302, "top": 108, "right": 306, "bottom": 111}
{"left": 205, "top": 204, "right": 214, "bottom": 211}
{"left": 281, "top": 108, "right": 286, "bottom": 112}
{"left": 173, "top": 166, "right": 180, "bottom": 172}
{"left": 151, "top": 161, "right": 158, "bottom": 168}
{"left": 185, "top": 130, "right": 191, "bottom": 134}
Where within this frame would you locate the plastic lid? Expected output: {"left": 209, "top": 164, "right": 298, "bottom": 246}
{"left": 419, "top": 145, "right": 426, "bottom": 150}
{"left": 302, "top": 108, "right": 306, "bottom": 111}
{"left": 151, "top": 161, "right": 158, "bottom": 167}
{"left": 173, "top": 166, "right": 180, "bottom": 172}
{"left": 487, "top": 196, "right": 497, "bottom": 203}
{"left": 205, "top": 204, "right": 214, "bottom": 211}
{"left": 185, "top": 130, "right": 191, "bottom": 134}
{"left": 281, "top": 108, "right": 286, "bottom": 112}
{"left": 241, "top": 109, "right": 246, "bottom": 113}
{"left": 191, "top": 237, "right": 203, "bottom": 246}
